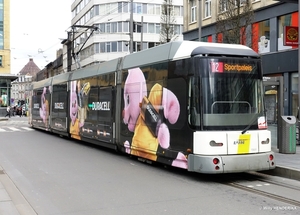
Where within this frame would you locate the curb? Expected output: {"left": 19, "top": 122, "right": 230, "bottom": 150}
{"left": 0, "top": 166, "right": 37, "bottom": 215}
{"left": 261, "top": 165, "right": 300, "bottom": 181}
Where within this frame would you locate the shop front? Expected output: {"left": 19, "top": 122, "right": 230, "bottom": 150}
{"left": 0, "top": 74, "right": 17, "bottom": 116}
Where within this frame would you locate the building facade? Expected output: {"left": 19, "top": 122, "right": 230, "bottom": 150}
{"left": 11, "top": 75, "right": 32, "bottom": 106}
{"left": 183, "top": 0, "right": 299, "bottom": 123}
{"left": 11, "top": 58, "right": 40, "bottom": 106}
{"left": 0, "top": 0, "right": 17, "bottom": 115}
{"left": 70, "top": 0, "right": 184, "bottom": 69}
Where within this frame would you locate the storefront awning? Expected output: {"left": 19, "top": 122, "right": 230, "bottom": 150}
{"left": 0, "top": 74, "right": 18, "bottom": 81}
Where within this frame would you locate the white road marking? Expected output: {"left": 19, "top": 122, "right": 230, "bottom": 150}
{"left": 21, "top": 127, "right": 34, "bottom": 131}
{"left": 7, "top": 127, "right": 21, "bottom": 131}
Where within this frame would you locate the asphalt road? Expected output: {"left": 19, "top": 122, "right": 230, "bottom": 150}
{"left": 0, "top": 127, "right": 299, "bottom": 215}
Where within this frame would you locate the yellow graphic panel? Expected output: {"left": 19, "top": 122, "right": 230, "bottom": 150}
{"left": 237, "top": 134, "right": 251, "bottom": 154}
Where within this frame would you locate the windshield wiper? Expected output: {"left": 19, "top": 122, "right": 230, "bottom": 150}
{"left": 241, "top": 117, "right": 257, "bottom": 134}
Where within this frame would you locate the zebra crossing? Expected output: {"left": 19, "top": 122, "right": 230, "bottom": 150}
{"left": 0, "top": 126, "right": 34, "bottom": 132}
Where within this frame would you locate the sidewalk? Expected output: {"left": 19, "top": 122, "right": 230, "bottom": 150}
{"left": 0, "top": 116, "right": 36, "bottom": 215}
{"left": 0, "top": 166, "right": 36, "bottom": 215}
{"left": 0, "top": 116, "right": 28, "bottom": 122}
{"left": 263, "top": 124, "right": 300, "bottom": 181}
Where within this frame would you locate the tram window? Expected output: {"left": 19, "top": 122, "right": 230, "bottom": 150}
{"left": 188, "top": 77, "right": 201, "bottom": 127}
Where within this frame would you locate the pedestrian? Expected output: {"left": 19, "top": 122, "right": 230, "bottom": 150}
{"left": 5, "top": 106, "right": 10, "bottom": 118}
{"left": 18, "top": 106, "right": 22, "bottom": 117}
{"left": 13, "top": 105, "right": 16, "bottom": 116}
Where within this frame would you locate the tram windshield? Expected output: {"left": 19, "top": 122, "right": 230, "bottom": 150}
{"left": 189, "top": 57, "right": 266, "bottom": 130}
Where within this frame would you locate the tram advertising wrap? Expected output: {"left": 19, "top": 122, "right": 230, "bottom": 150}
{"left": 30, "top": 41, "right": 275, "bottom": 174}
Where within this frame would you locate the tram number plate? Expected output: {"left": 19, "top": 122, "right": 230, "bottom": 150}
{"left": 237, "top": 134, "right": 251, "bottom": 154}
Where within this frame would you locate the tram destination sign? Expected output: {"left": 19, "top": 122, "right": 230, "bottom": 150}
{"left": 211, "top": 62, "right": 253, "bottom": 73}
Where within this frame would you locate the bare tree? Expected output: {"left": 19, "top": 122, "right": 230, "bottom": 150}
{"left": 160, "top": 0, "right": 176, "bottom": 44}
{"left": 215, "top": 0, "right": 254, "bottom": 46}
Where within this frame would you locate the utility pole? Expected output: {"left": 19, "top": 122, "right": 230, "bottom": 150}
{"left": 130, "top": 0, "right": 134, "bottom": 53}
{"left": 198, "top": 0, "right": 202, "bottom": 41}
{"left": 71, "top": 25, "right": 98, "bottom": 69}
{"left": 140, "top": 16, "right": 143, "bottom": 51}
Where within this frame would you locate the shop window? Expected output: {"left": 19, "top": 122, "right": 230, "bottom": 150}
{"left": 257, "top": 20, "right": 270, "bottom": 54}
{"left": 0, "top": 88, "right": 8, "bottom": 107}
{"left": 278, "top": 13, "right": 298, "bottom": 51}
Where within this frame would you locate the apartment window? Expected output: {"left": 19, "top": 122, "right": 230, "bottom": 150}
{"left": 204, "top": 0, "right": 211, "bottom": 18}
{"left": 118, "top": 42, "right": 122, "bottom": 52}
{"left": 0, "top": 56, "right": 2, "bottom": 67}
{"left": 118, "top": 2, "right": 123, "bottom": 13}
{"left": 99, "top": 4, "right": 105, "bottom": 15}
{"left": 117, "top": 22, "right": 122, "bottom": 32}
{"left": 111, "top": 42, "right": 117, "bottom": 52}
{"left": 219, "top": 0, "right": 227, "bottom": 12}
{"left": 111, "top": 22, "right": 117, "bottom": 33}
{"left": 123, "top": 2, "right": 128, "bottom": 13}
{"left": 148, "top": 23, "right": 155, "bottom": 33}
{"left": 136, "top": 3, "right": 142, "bottom": 14}
{"left": 143, "top": 4, "right": 147, "bottom": 14}
{"left": 155, "top": 5, "right": 160, "bottom": 15}
{"left": 155, "top": 24, "right": 160, "bottom": 34}
{"left": 106, "top": 23, "right": 111, "bottom": 33}
{"left": 174, "top": 25, "right": 182, "bottom": 35}
{"left": 236, "top": 0, "right": 248, "bottom": 6}
{"left": 174, "top": 6, "right": 181, "bottom": 16}
{"left": 143, "top": 23, "right": 147, "bottom": 33}
{"left": 190, "top": 0, "right": 197, "bottom": 23}
{"left": 97, "top": 41, "right": 128, "bottom": 53}
{"left": 94, "top": 5, "right": 99, "bottom": 15}
{"left": 99, "top": 23, "right": 105, "bottom": 32}
{"left": 100, "top": 43, "right": 105, "bottom": 53}
{"left": 148, "top": 4, "right": 154, "bottom": 14}
{"left": 123, "top": 22, "right": 129, "bottom": 32}
{"left": 106, "top": 42, "right": 111, "bottom": 53}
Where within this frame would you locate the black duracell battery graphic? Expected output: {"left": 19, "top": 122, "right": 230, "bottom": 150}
{"left": 140, "top": 96, "right": 162, "bottom": 137}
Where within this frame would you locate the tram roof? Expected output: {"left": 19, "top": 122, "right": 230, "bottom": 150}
{"left": 122, "top": 41, "right": 259, "bottom": 69}
{"left": 70, "top": 58, "right": 120, "bottom": 80}
{"left": 52, "top": 72, "right": 71, "bottom": 85}
{"left": 31, "top": 77, "right": 53, "bottom": 90}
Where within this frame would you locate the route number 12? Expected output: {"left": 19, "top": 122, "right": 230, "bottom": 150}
{"left": 211, "top": 62, "right": 224, "bottom": 73}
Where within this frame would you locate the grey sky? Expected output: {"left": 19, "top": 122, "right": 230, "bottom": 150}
{"left": 10, "top": 0, "right": 72, "bottom": 74}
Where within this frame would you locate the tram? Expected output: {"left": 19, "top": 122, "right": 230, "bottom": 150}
{"left": 29, "top": 41, "right": 275, "bottom": 173}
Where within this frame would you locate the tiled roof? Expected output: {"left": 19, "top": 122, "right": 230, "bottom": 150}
{"left": 19, "top": 58, "right": 41, "bottom": 76}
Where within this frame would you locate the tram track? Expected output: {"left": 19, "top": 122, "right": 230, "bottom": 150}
{"left": 249, "top": 171, "right": 300, "bottom": 192}
{"left": 222, "top": 172, "right": 300, "bottom": 208}
{"left": 227, "top": 181, "right": 300, "bottom": 207}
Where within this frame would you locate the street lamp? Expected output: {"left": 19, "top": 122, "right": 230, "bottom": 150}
{"left": 198, "top": 0, "right": 202, "bottom": 41}
{"left": 130, "top": 0, "right": 134, "bottom": 53}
